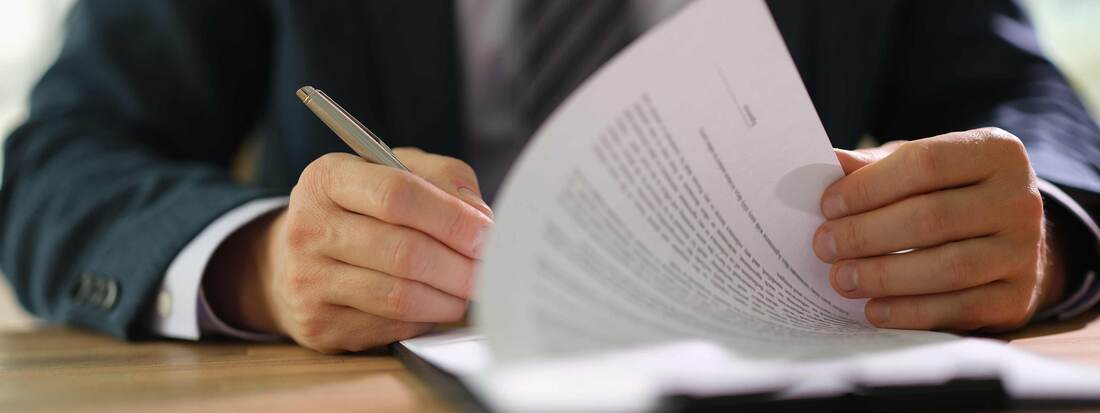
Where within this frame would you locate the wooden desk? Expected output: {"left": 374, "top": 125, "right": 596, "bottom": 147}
{"left": 1, "top": 310, "right": 1099, "bottom": 413}
{"left": 0, "top": 327, "right": 451, "bottom": 412}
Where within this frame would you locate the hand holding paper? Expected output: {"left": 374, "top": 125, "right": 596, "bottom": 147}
{"left": 818, "top": 130, "right": 1060, "bottom": 332}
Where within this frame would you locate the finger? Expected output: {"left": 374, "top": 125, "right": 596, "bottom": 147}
{"left": 834, "top": 149, "right": 878, "bottom": 175}
{"left": 394, "top": 147, "right": 494, "bottom": 220}
{"left": 865, "top": 281, "right": 1031, "bottom": 331}
{"left": 832, "top": 142, "right": 906, "bottom": 175}
{"left": 814, "top": 183, "right": 1005, "bottom": 261}
{"left": 317, "top": 153, "right": 492, "bottom": 258}
{"left": 305, "top": 305, "right": 434, "bottom": 353}
{"left": 320, "top": 260, "right": 468, "bottom": 323}
{"left": 821, "top": 130, "right": 1007, "bottom": 220}
{"left": 331, "top": 307, "right": 435, "bottom": 352}
{"left": 836, "top": 148, "right": 871, "bottom": 176}
{"left": 830, "top": 236, "right": 1018, "bottom": 299}
{"left": 320, "top": 210, "right": 475, "bottom": 298}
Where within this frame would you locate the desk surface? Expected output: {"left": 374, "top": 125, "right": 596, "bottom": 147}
{"left": 2, "top": 310, "right": 1099, "bottom": 413}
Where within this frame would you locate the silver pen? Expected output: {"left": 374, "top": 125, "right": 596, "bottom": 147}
{"left": 296, "top": 86, "right": 410, "bottom": 171}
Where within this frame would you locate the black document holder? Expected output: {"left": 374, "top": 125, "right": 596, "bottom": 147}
{"left": 393, "top": 341, "right": 1100, "bottom": 412}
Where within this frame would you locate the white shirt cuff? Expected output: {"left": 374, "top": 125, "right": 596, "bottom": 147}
{"left": 146, "top": 196, "right": 288, "bottom": 340}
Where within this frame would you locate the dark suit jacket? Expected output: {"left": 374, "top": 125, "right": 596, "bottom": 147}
{"left": 3, "top": 0, "right": 1099, "bottom": 339}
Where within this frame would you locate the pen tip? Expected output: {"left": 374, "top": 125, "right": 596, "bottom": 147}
{"left": 296, "top": 86, "right": 316, "bottom": 103}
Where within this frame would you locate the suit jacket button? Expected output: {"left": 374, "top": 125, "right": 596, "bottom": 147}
{"left": 70, "top": 273, "right": 94, "bottom": 302}
{"left": 100, "top": 279, "right": 118, "bottom": 310}
{"left": 87, "top": 278, "right": 105, "bottom": 306}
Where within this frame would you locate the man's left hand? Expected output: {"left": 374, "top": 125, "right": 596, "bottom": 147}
{"left": 815, "top": 128, "right": 1065, "bottom": 331}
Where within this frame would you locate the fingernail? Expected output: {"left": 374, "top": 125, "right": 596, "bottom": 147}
{"left": 815, "top": 227, "right": 837, "bottom": 262}
{"left": 822, "top": 194, "right": 847, "bottom": 219}
{"left": 458, "top": 187, "right": 494, "bottom": 220}
{"left": 835, "top": 263, "right": 859, "bottom": 293}
{"left": 868, "top": 301, "right": 891, "bottom": 324}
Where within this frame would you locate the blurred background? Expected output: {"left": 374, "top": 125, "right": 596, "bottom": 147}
{"left": 0, "top": 1, "right": 1097, "bottom": 329}
{"left": 0, "top": 0, "right": 75, "bottom": 330}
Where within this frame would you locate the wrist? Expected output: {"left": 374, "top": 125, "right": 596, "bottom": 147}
{"left": 203, "top": 208, "right": 285, "bottom": 334}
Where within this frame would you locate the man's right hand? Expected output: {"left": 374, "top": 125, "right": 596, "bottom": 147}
{"left": 205, "top": 149, "right": 493, "bottom": 353}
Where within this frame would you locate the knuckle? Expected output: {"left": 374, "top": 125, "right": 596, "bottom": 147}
{"left": 840, "top": 220, "right": 868, "bottom": 256}
{"left": 291, "top": 310, "right": 329, "bottom": 343}
{"left": 851, "top": 179, "right": 875, "bottom": 209}
{"left": 980, "top": 127, "right": 1030, "bottom": 168}
{"left": 383, "top": 279, "right": 418, "bottom": 319}
{"left": 1012, "top": 185, "right": 1044, "bottom": 223}
{"left": 298, "top": 159, "right": 325, "bottom": 187}
{"left": 296, "top": 321, "right": 325, "bottom": 343}
{"left": 980, "top": 127, "right": 1024, "bottom": 150}
{"left": 914, "top": 198, "right": 950, "bottom": 236}
{"left": 444, "top": 207, "right": 471, "bottom": 241}
{"left": 301, "top": 154, "right": 340, "bottom": 189}
{"left": 284, "top": 210, "right": 325, "bottom": 250}
{"left": 907, "top": 141, "right": 942, "bottom": 178}
{"left": 372, "top": 172, "right": 415, "bottom": 222}
{"left": 456, "top": 262, "right": 475, "bottom": 299}
{"left": 389, "top": 233, "right": 428, "bottom": 279}
{"left": 438, "top": 157, "right": 476, "bottom": 180}
{"left": 907, "top": 300, "right": 932, "bottom": 329}
{"left": 944, "top": 249, "right": 976, "bottom": 289}
{"left": 869, "top": 259, "right": 890, "bottom": 294}
{"left": 286, "top": 265, "right": 322, "bottom": 297}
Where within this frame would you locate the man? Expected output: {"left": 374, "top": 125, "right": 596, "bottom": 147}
{"left": 2, "top": 0, "right": 1099, "bottom": 353}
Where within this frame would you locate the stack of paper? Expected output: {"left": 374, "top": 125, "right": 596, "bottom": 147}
{"left": 401, "top": 1, "right": 1100, "bottom": 411}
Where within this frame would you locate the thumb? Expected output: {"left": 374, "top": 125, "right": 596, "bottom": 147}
{"left": 833, "top": 148, "right": 878, "bottom": 175}
{"left": 833, "top": 141, "right": 905, "bottom": 175}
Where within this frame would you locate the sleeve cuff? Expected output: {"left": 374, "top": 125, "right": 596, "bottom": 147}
{"left": 198, "top": 283, "right": 285, "bottom": 342}
{"left": 146, "top": 196, "right": 289, "bottom": 340}
{"left": 1033, "top": 179, "right": 1100, "bottom": 321}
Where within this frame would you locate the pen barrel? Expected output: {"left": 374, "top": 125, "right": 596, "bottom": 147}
{"left": 299, "top": 88, "right": 409, "bottom": 171}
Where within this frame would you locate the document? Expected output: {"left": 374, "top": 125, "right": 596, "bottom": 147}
{"left": 401, "top": 0, "right": 1100, "bottom": 411}
{"left": 476, "top": 0, "right": 944, "bottom": 362}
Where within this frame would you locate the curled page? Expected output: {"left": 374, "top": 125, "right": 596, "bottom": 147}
{"left": 475, "top": 0, "right": 952, "bottom": 363}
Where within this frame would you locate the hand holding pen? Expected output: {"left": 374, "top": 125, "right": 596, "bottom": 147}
{"left": 201, "top": 87, "right": 493, "bottom": 353}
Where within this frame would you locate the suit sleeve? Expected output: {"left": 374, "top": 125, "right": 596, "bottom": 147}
{"left": 872, "top": 0, "right": 1100, "bottom": 199}
{"left": 0, "top": 0, "right": 283, "bottom": 339}
{"left": 871, "top": 0, "right": 1100, "bottom": 315}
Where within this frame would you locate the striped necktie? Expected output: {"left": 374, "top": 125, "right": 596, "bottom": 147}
{"left": 512, "top": 0, "right": 636, "bottom": 134}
